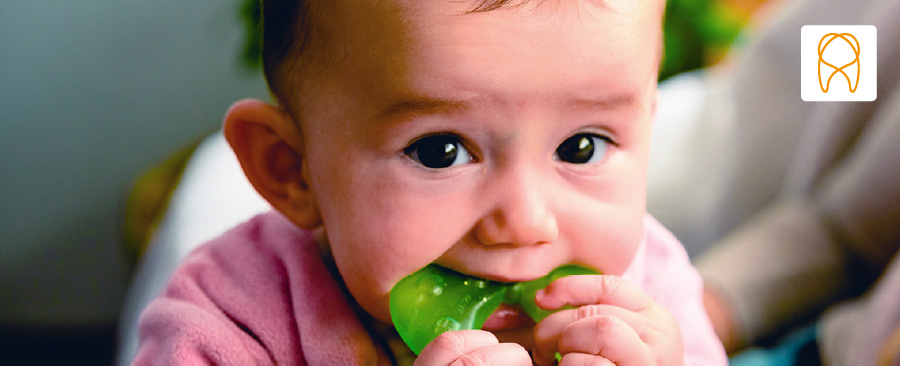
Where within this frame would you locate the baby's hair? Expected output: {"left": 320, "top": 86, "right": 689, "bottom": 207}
{"left": 260, "top": 0, "right": 312, "bottom": 106}
{"left": 261, "top": 0, "right": 528, "bottom": 109}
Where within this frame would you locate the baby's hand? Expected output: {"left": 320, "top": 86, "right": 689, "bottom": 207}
{"left": 414, "top": 329, "right": 531, "bottom": 366}
{"left": 531, "top": 275, "right": 684, "bottom": 366}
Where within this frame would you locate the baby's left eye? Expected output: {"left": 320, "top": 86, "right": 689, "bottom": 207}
{"left": 554, "top": 133, "right": 610, "bottom": 164}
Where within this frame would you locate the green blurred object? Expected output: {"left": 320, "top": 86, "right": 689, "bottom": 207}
{"left": 237, "top": 0, "right": 744, "bottom": 80}
{"left": 389, "top": 264, "right": 598, "bottom": 355}
{"left": 660, "top": 0, "right": 745, "bottom": 80}
{"left": 239, "top": 0, "right": 262, "bottom": 71}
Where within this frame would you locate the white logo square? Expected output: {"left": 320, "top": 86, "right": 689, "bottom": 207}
{"left": 801, "top": 25, "right": 877, "bottom": 102}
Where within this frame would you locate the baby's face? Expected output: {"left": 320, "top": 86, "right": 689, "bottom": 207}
{"left": 293, "top": 0, "right": 661, "bottom": 341}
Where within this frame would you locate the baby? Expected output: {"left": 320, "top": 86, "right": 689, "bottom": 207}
{"left": 133, "top": 0, "right": 726, "bottom": 365}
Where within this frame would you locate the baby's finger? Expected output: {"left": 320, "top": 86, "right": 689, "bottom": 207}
{"left": 414, "top": 330, "right": 531, "bottom": 366}
{"left": 414, "top": 330, "right": 499, "bottom": 366}
{"left": 532, "top": 305, "right": 644, "bottom": 365}
{"left": 536, "top": 275, "right": 653, "bottom": 311}
{"left": 558, "top": 352, "right": 615, "bottom": 366}
{"left": 448, "top": 343, "right": 531, "bottom": 366}
{"left": 559, "top": 315, "right": 653, "bottom": 366}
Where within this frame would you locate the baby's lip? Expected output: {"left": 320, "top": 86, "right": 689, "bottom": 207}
{"left": 458, "top": 269, "right": 545, "bottom": 284}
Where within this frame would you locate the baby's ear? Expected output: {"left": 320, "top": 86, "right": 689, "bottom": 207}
{"left": 223, "top": 99, "right": 322, "bottom": 230}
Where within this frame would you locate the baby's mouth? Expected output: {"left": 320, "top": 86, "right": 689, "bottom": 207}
{"left": 481, "top": 303, "right": 535, "bottom": 331}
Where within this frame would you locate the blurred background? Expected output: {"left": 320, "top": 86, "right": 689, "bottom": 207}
{"left": 0, "top": 0, "right": 752, "bottom": 363}
{"left": 0, "top": 0, "right": 268, "bottom": 363}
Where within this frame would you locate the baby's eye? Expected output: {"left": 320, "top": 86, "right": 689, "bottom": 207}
{"left": 404, "top": 134, "right": 474, "bottom": 169}
{"left": 554, "top": 133, "right": 610, "bottom": 164}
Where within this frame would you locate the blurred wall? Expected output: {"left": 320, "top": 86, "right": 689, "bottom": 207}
{"left": 0, "top": 0, "right": 269, "bottom": 329}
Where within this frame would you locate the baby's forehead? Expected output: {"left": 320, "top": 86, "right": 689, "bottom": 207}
{"left": 280, "top": 0, "right": 662, "bottom": 112}
{"left": 320, "top": 0, "right": 660, "bottom": 34}
{"left": 314, "top": 0, "right": 660, "bottom": 61}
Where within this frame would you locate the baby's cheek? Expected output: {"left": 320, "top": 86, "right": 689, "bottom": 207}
{"left": 580, "top": 217, "right": 643, "bottom": 276}
{"left": 335, "top": 259, "right": 403, "bottom": 323}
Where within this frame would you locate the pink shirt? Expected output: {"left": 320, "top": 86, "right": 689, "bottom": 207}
{"left": 134, "top": 211, "right": 726, "bottom": 365}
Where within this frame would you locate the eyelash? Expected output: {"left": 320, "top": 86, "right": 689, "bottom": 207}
{"left": 554, "top": 132, "right": 615, "bottom": 165}
{"left": 401, "top": 130, "right": 617, "bottom": 168}
{"left": 402, "top": 133, "right": 476, "bottom": 169}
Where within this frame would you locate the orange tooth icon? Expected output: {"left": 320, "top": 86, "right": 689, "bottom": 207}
{"left": 818, "top": 33, "right": 860, "bottom": 93}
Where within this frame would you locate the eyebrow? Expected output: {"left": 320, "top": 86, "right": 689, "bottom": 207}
{"left": 377, "top": 96, "right": 473, "bottom": 122}
{"left": 377, "top": 92, "right": 636, "bottom": 122}
{"left": 566, "top": 93, "right": 636, "bottom": 111}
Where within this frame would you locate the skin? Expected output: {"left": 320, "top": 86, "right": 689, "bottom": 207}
{"left": 703, "top": 287, "right": 742, "bottom": 353}
{"left": 224, "top": 0, "right": 681, "bottom": 364}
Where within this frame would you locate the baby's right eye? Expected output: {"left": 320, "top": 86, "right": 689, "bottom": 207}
{"left": 403, "top": 134, "right": 474, "bottom": 169}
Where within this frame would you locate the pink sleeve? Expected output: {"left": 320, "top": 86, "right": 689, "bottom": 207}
{"left": 635, "top": 215, "right": 728, "bottom": 366}
{"left": 132, "top": 215, "right": 306, "bottom": 365}
{"left": 132, "top": 212, "right": 386, "bottom": 365}
{"left": 133, "top": 294, "right": 277, "bottom": 365}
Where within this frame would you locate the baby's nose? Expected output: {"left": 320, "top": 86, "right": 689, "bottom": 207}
{"left": 474, "top": 170, "right": 558, "bottom": 247}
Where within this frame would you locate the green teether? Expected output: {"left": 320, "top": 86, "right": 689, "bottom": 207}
{"left": 389, "top": 264, "right": 598, "bottom": 354}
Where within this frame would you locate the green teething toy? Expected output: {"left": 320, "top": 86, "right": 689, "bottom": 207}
{"left": 389, "top": 264, "right": 598, "bottom": 354}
